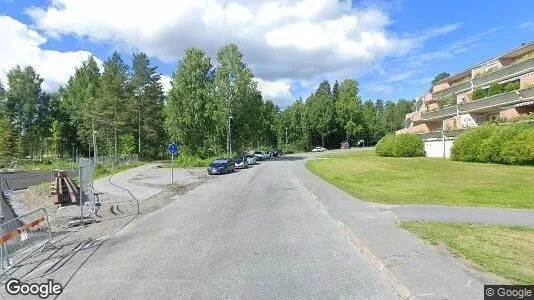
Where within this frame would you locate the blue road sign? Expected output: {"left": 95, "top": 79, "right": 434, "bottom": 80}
{"left": 168, "top": 143, "right": 179, "bottom": 155}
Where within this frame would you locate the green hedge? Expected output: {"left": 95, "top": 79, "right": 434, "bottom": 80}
{"left": 451, "top": 122, "right": 534, "bottom": 165}
{"left": 375, "top": 134, "right": 425, "bottom": 157}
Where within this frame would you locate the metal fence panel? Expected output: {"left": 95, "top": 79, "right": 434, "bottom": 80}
{"left": 0, "top": 208, "right": 52, "bottom": 272}
{"left": 79, "top": 158, "right": 96, "bottom": 218}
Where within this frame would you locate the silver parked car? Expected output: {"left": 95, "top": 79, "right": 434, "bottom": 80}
{"left": 245, "top": 154, "right": 257, "bottom": 165}
{"left": 234, "top": 156, "right": 249, "bottom": 169}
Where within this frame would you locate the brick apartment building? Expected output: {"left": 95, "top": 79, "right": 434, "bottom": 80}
{"left": 397, "top": 42, "right": 534, "bottom": 157}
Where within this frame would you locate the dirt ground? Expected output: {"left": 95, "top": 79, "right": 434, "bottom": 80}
{"left": 6, "top": 169, "right": 212, "bottom": 233}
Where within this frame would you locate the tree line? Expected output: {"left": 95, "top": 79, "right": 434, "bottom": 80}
{"left": 0, "top": 44, "right": 414, "bottom": 164}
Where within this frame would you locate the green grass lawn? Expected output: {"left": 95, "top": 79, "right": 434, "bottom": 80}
{"left": 306, "top": 151, "right": 534, "bottom": 209}
{"left": 401, "top": 221, "right": 534, "bottom": 284}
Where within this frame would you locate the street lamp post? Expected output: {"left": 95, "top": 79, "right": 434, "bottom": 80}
{"left": 285, "top": 127, "right": 288, "bottom": 149}
{"left": 228, "top": 72, "right": 236, "bottom": 157}
{"left": 92, "top": 130, "right": 98, "bottom": 167}
{"left": 228, "top": 116, "right": 233, "bottom": 156}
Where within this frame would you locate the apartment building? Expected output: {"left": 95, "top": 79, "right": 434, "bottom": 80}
{"left": 398, "top": 42, "right": 534, "bottom": 157}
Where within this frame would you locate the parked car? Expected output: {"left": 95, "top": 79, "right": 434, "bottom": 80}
{"left": 311, "top": 146, "right": 326, "bottom": 152}
{"left": 245, "top": 154, "right": 257, "bottom": 165}
{"left": 262, "top": 151, "right": 270, "bottom": 159}
{"left": 234, "top": 156, "right": 249, "bottom": 169}
{"left": 207, "top": 159, "right": 235, "bottom": 174}
{"left": 253, "top": 151, "right": 265, "bottom": 161}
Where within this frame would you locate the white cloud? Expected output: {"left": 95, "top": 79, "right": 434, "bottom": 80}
{"left": 0, "top": 15, "right": 98, "bottom": 91}
{"left": 23, "top": 0, "right": 460, "bottom": 104}
{"left": 159, "top": 74, "right": 172, "bottom": 95}
{"left": 255, "top": 77, "right": 292, "bottom": 107}
{"left": 519, "top": 21, "right": 534, "bottom": 30}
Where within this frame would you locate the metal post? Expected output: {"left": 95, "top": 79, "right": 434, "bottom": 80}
{"left": 171, "top": 153, "right": 174, "bottom": 185}
{"left": 285, "top": 127, "right": 288, "bottom": 149}
{"left": 0, "top": 223, "right": 9, "bottom": 269}
{"left": 79, "top": 163, "right": 83, "bottom": 223}
{"left": 92, "top": 130, "right": 98, "bottom": 166}
{"left": 228, "top": 116, "right": 233, "bottom": 156}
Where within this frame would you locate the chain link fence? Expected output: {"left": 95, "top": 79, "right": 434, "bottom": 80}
{"left": 93, "top": 154, "right": 138, "bottom": 168}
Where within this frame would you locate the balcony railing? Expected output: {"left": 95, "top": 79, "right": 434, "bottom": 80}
{"left": 420, "top": 105, "right": 457, "bottom": 121}
{"left": 520, "top": 86, "right": 534, "bottom": 98}
{"left": 458, "top": 87, "right": 534, "bottom": 112}
{"left": 416, "top": 129, "right": 465, "bottom": 140}
{"left": 420, "top": 87, "right": 534, "bottom": 121}
{"left": 472, "top": 57, "right": 534, "bottom": 87}
{"left": 432, "top": 80, "right": 471, "bottom": 99}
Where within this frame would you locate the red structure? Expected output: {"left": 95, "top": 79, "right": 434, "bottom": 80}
{"left": 51, "top": 170, "right": 79, "bottom": 205}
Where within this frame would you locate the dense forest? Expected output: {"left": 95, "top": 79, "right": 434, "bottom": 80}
{"left": 0, "top": 44, "right": 414, "bottom": 163}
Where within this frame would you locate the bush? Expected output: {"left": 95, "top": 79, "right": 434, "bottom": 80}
{"left": 376, "top": 134, "right": 425, "bottom": 157}
{"left": 451, "top": 123, "right": 534, "bottom": 165}
{"left": 503, "top": 81, "right": 520, "bottom": 92}
{"left": 500, "top": 126, "right": 534, "bottom": 165}
{"left": 488, "top": 82, "right": 503, "bottom": 96}
{"left": 473, "top": 88, "right": 487, "bottom": 100}
{"left": 451, "top": 124, "right": 499, "bottom": 162}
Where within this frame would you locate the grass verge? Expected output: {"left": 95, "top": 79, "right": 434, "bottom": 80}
{"left": 94, "top": 162, "right": 146, "bottom": 179}
{"left": 400, "top": 221, "right": 534, "bottom": 284}
{"left": 306, "top": 151, "right": 534, "bottom": 209}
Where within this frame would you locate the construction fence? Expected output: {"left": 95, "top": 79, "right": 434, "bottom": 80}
{"left": 0, "top": 208, "right": 52, "bottom": 274}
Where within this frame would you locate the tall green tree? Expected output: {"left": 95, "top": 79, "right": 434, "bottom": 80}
{"left": 215, "top": 44, "right": 260, "bottom": 153}
{"left": 97, "top": 52, "right": 132, "bottom": 157}
{"left": 65, "top": 56, "right": 101, "bottom": 156}
{"left": 335, "top": 79, "right": 363, "bottom": 142}
{"left": 5, "top": 66, "right": 46, "bottom": 157}
{"left": 131, "top": 52, "right": 165, "bottom": 158}
{"left": 260, "top": 99, "right": 279, "bottom": 148}
{"left": 430, "top": 72, "right": 451, "bottom": 91}
{"left": 166, "top": 48, "right": 218, "bottom": 156}
{"left": 332, "top": 80, "right": 340, "bottom": 102}
{"left": 305, "top": 81, "right": 335, "bottom": 147}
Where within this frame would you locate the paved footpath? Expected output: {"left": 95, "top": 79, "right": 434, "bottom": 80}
{"left": 389, "top": 204, "right": 534, "bottom": 227}
{"left": 292, "top": 153, "right": 516, "bottom": 300}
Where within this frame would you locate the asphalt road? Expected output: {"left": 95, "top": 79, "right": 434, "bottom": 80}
{"left": 58, "top": 156, "right": 400, "bottom": 299}
{"left": 0, "top": 170, "right": 77, "bottom": 191}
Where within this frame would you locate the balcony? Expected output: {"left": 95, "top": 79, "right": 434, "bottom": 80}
{"left": 458, "top": 87, "right": 534, "bottom": 112}
{"left": 420, "top": 105, "right": 457, "bottom": 121}
{"left": 432, "top": 80, "right": 471, "bottom": 99}
{"left": 472, "top": 57, "right": 534, "bottom": 87}
{"left": 416, "top": 129, "right": 465, "bottom": 140}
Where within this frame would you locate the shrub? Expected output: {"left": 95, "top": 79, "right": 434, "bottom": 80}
{"left": 451, "top": 124, "right": 499, "bottom": 162}
{"left": 499, "top": 126, "right": 534, "bottom": 165}
{"left": 472, "top": 88, "right": 487, "bottom": 100}
{"left": 503, "top": 81, "right": 520, "bottom": 92}
{"left": 376, "top": 134, "right": 425, "bottom": 157}
{"left": 488, "top": 82, "right": 504, "bottom": 96}
{"left": 451, "top": 122, "right": 534, "bottom": 165}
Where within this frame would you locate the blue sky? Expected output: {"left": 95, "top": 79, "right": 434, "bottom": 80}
{"left": 0, "top": 0, "right": 533, "bottom": 106}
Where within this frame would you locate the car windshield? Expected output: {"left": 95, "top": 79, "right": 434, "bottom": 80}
{"left": 211, "top": 163, "right": 226, "bottom": 167}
